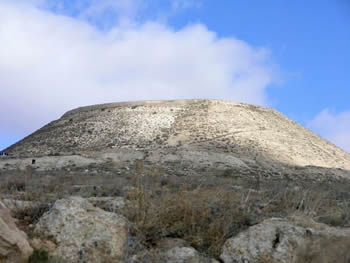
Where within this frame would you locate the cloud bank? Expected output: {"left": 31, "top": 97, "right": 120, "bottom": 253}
{"left": 309, "top": 109, "right": 350, "bottom": 153}
{"left": 0, "top": 1, "right": 276, "bottom": 138}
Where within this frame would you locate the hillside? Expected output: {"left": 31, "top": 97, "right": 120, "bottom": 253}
{"left": 1, "top": 100, "right": 350, "bottom": 263}
{"left": 5, "top": 100, "right": 350, "bottom": 170}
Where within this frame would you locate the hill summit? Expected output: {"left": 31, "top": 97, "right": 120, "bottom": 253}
{"left": 2, "top": 100, "right": 350, "bottom": 262}
{"left": 6, "top": 99, "right": 350, "bottom": 171}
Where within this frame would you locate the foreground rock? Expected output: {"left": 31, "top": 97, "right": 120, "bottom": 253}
{"left": 87, "top": 196, "right": 126, "bottom": 213}
{"left": 0, "top": 201, "right": 33, "bottom": 263}
{"left": 220, "top": 217, "right": 350, "bottom": 263}
{"left": 130, "top": 238, "right": 218, "bottom": 263}
{"left": 29, "top": 238, "right": 56, "bottom": 252}
{"left": 2, "top": 199, "right": 39, "bottom": 213}
{"left": 34, "top": 196, "right": 129, "bottom": 263}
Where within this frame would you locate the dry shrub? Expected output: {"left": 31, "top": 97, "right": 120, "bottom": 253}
{"left": 262, "top": 189, "right": 325, "bottom": 216}
{"left": 125, "top": 161, "right": 255, "bottom": 258}
{"left": 126, "top": 187, "right": 254, "bottom": 258}
{"left": 5, "top": 178, "right": 26, "bottom": 192}
{"left": 261, "top": 188, "right": 348, "bottom": 227}
{"left": 29, "top": 249, "right": 66, "bottom": 263}
{"left": 124, "top": 162, "right": 350, "bottom": 259}
{"left": 14, "top": 202, "right": 52, "bottom": 225}
{"left": 296, "top": 236, "right": 350, "bottom": 263}
{"left": 2, "top": 160, "right": 350, "bottom": 261}
{"left": 122, "top": 161, "right": 350, "bottom": 259}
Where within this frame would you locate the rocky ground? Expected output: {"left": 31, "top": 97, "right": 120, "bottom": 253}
{"left": 1, "top": 100, "right": 350, "bottom": 262}
{"left": 1, "top": 154, "right": 350, "bottom": 263}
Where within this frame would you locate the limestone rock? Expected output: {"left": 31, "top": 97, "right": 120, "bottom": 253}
{"left": 87, "top": 196, "right": 126, "bottom": 213}
{"left": 220, "top": 217, "right": 350, "bottom": 263}
{"left": 0, "top": 200, "right": 33, "bottom": 263}
{"left": 130, "top": 238, "right": 217, "bottom": 263}
{"left": 165, "top": 246, "right": 218, "bottom": 263}
{"left": 29, "top": 238, "right": 56, "bottom": 252}
{"left": 2, "top": 199, "right": 39, "bottom": 213}
{"left": 34, "top": 196, "right": 128, "bottom": 263}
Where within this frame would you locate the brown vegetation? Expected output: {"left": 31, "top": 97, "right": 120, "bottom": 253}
{"left": 1, "top": 160, "right": 350, "bottom": 261}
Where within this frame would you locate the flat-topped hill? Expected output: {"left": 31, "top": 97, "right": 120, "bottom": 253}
{"left": 2, "top": 100, "right": 350, "bottom": 263}
{"left": 5, "top": 99, "right": 350, "bottom": 170}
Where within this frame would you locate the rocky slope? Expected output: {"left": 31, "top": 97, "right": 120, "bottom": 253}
{"left": 5, "top": 99, "right": 350, "bottom": 171}
{"left": 2, "top": 100, "right": 350, "bottom": 262}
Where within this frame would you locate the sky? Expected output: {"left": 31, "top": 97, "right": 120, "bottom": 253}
{"left": 0, "top": 0, "right": 349, "bottom": 153}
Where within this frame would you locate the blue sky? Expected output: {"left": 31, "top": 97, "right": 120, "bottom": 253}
{"left": 0, "top": 0, "right": 349, "bottom": 152}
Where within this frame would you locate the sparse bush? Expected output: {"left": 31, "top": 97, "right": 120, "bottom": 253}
{"left": 29, "top": 249, "right": 65, "bottom": 263}
{"left": 296, "top": 236, "right": 350, "bottom": 263}
{"left": 261, "top": 188, "right": 350, "bottom": 227}
{"left": 122, "top": 162, "right": 350, "bottom": 259}
{"left": 29, "top": 249, "right": 50, "bottom": 263}
{"left": 1, "top": 160, "right": 350, "bottom": 261}
{"left": 14, "top": 202, "right": 52, "bottom": 224}
{"left": 6, "top": 178, "right": 26, "bottom": 192}
{"left": 124, "top": 161, "right": 256, "bottom": 258}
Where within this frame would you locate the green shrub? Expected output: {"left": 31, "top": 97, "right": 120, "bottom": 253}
{"left": 29, "top": 249, "right": 65, "bottom": 263}
{"left": 29, "top": 249, "right": 49, "bottom": 263}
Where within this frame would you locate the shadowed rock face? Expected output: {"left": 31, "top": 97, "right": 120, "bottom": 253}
{"left": 5, "top": 99, "right": 350, "bottom": 170}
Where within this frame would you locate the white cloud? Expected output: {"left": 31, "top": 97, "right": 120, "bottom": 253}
{"left": 309, "top": 109, "right": 350, "bottom": 153}
{"left": 0, "top": 1, "right": 277, "bottom": 138}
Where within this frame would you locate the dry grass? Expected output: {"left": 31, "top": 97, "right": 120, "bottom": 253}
{"left": 1, "top": 160, "right": 350, "bottom": 260}
{"left": 296, "top": 236, "right": 350, "bottom": 263}
{"left": 14, "top": 202, "right": 52, "bottom": 225}
{"left": 122, "top": 162, "right": 350, "bottom": 259}
{"left": 123, "top": 161, "right": 257, "bottom": 258}
{"left": 255, "top": 237, "right": 350, "bottom": 263}
{"left": 126, "top": 186, "right": 254, "bottom": 257}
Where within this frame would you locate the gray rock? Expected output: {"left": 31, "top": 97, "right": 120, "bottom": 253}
{"left": 130, "top": 238, "right": 217, "bottom": 263}
{"left": 0, "top": 200, "right": 33, "bottom": 263}
{"left": 87, "top": 196, "right": 126, "bottom": 213}
{"left": 165, "top": 246, "right": 218, "bottom": 263}
{"left": 220, "top": 217, "right": 350, "bottom": 263}
{"left": 34, "top": 196, "right": 128, "bottom": 263}
{"left": 2, "top": 199, "right": 38, "bottom": 213}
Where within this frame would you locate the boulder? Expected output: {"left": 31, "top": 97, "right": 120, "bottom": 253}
{"left": 87, "top": 196, "right": 126, "bottom": 213}
{"left": 34, "top": 196, "right": 128, "bottom": 263}
{"left": 165, "top": 246, "right": 218, "bottom": 263}
{"left": 2, "top": 199, "right": 39, "bottom": 213}
{"left": 220, "top": 217, "right": 350, "bottom": 263}
{"left": 0, "top": 200, "right": 33, "bottom": 263}
{"left": 130, "top": 238, "right": 218, "bottom": 263}
{"left": 29, "top": 238, "right": 56, "bottom": 252}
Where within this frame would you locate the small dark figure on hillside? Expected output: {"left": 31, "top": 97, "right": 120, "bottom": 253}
{"left": 32, "top": 159, "right": 36, "bottom": 165}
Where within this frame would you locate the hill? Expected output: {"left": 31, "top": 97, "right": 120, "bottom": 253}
{"left": 1, "top": 100, "right": 350, "bottom": 262}
{"left": 5, "top": 99, "right": 350, "bottom": 171}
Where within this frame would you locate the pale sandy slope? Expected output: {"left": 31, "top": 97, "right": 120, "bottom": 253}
{"left": 5, "top": 100, "right": 350, "bottom": 170}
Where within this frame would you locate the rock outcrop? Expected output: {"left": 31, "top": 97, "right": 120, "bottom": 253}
{"left": 220, "top": 217, "right": 350, "bottom": 263}
{"left": 87, "top": 196, "right": 126, "bottom": 213}
{"left": 130, "top": 238, "right": 218, "bottom": 263}
{"left": 0, "top": 200, "right": 33, "bottom": 263}
{"left": 2, "top": 199, "right": 39, "bottom": 214}
{"left": 34, "top": 196, "right": 129, "bottom": 263}
{"left": 164, "top": 246, "right": 218, "bottom": 263}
